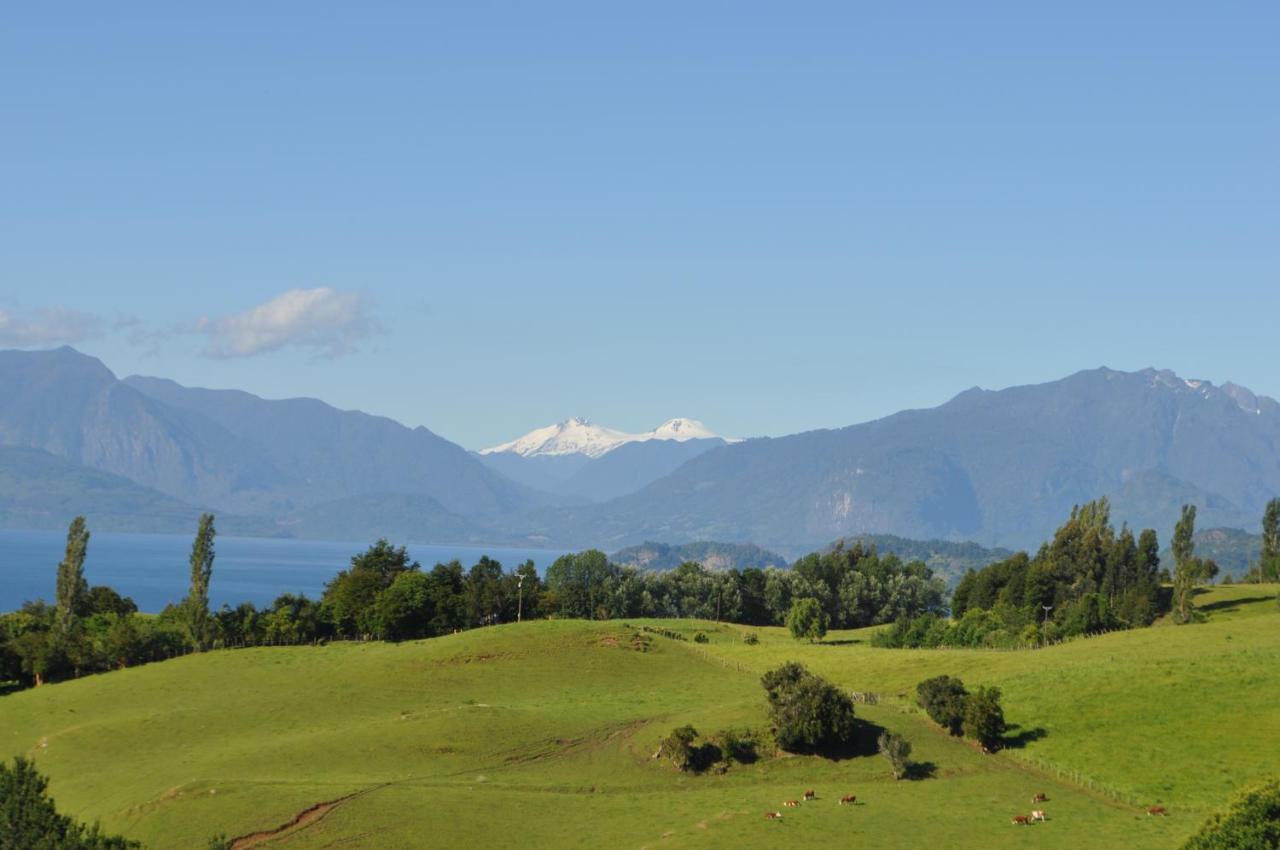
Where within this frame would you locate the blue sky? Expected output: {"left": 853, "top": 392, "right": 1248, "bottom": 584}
{"left": 2, "top": 2, "right": 1277, "bottom": 449}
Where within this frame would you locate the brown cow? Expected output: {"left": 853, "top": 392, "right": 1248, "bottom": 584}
{"left": 1148, "top": 806, "right": 1168, "bottom": 816}
{"left": 803, "top": 789, "right": 816, "bottom": 801}
{"left": 784, "top": 800, "right": 800, "bottom": 808}
{"left": 839, "top": 794, "right": 857, "bottom": 806}
{"left": 765, "top": 811, "right": 783, "bottom": 820}
{"left": 1032, "top": 792, "right": 1048, "bottom": 803}
{"left": 1011, "top": 815, "right": 1030, "bottom": 826}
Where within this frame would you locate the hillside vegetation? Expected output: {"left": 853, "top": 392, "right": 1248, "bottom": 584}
{"left": 2, "top": 584, "right": 1276, "bottom": 849}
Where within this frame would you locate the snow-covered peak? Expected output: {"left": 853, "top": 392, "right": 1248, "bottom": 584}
{"left": 479, "top": 417, "right": 636, "bottom": 459}
{"left": 649, "top": 418, "right": 727, "bottom": 442}
{"left": 481, "top": 417, "right": 740, "bottom": 458}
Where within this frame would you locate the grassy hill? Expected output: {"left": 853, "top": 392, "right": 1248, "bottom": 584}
{"left": 1, "top": 585, "right": 1276, "bottom": 849}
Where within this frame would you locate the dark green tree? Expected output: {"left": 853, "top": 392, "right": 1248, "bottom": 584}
{"left": 0, "top": 756, "right": 141, "bottom": 849}
{"left": 183, "top": 513, "right": 216, "bottom": 649}
{"left": 322, "top": 540, "right": 417, "bottom": 638}
{"left": 1181, "top": 778, "right": 1280, "bottom": 850}
{"left": 54, "top": 517, "right": 90, "bottom": 636}
{"left": 760, "top": 662, "right": 856, "bottom": 753}
{"left": 962, "top": 685, "right": 1007, "bottom": 751}
{"left": 370, "top": 571, "right": 434, "bottom": 641}
{"left": 916, "top": 675, "right": 969, "bottom": 735}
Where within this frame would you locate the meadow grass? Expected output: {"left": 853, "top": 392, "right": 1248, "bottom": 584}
{"left": 1, "top": 585, "right": 1276, "bottom": 849}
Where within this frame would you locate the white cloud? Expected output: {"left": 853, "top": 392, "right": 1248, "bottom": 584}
{"left": 0, "top": 306, "right": 102, "bottom": 347}
{"left": 198, "top": 288, "right": 374, "bottom": 358}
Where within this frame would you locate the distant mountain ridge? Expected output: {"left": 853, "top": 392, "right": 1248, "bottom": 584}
{"left": 2, "top": 350, "right": 1277, "bottom": 558}
{"left": 516, "top": 367, "right": 1280, "bottom": 550}
{"left": 0, "top": 347, "right": 541, "bottom": 530}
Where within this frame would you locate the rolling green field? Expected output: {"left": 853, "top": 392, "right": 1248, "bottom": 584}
{"left": 2, "top": 585, "right": 1277, "bottom": 849}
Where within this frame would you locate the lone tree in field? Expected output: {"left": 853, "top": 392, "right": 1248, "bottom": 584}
{"left": 962, "top": 685, "right": 1007, "bottom": 752}
{"left": 1171, "top": 504, "right": 1200, "bottom": 624}
{"left": 1261, "top": 498, "right": 1280, "bottom": 583}
{"left": 786, "top": 597, "right": 829, "bottom": 643}
{"left": 183, "top": 513, "right": 217, "bottom": 650}
{"left": 54, "top": 516, "right": 90, "bottom": 637}
{"left": 761, "top": 661, "right": 856, "bottom": 753}
{"left": 877, "top": 731, "right": 912, "bottom": 780}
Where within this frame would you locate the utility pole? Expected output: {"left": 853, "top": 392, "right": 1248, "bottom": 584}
{"left": 517, "top": 573, "right": 525, "bottom": 623}
{"left": 1041, "top": 604, "right": 1053, "bottom": 644}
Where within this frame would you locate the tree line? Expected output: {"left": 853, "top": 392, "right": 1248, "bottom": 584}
{"left": 2, "top": 516, "right": 949, "bottom": 691}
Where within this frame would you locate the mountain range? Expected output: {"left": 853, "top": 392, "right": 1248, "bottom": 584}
{"left": 1, "top": 348, "right": 1277, "bottom": 563}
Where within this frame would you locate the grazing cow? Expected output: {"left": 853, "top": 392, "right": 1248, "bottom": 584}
{"left": 839, "top": 795, "right": 857, "bottom": 806}
{"left": 1148, "top": 806, "right": 1167, "bottom": 816}
{"left": 1032, "top": 793, "right": 1048, "bottom": 803}
{"left": 784, "top": 800, "right": 800, "bottom": 808}
{"left": 765, "top": 811, "right": 783, "bottom": 820}
{"left": 1011, "top": 815, "right": 1030, "bottom": 826}
{"left": 803, "top": 790, "right": 817, "bottom": 801}
{"left": 1031, "top": 810, "right": 1046, "bottom": 822}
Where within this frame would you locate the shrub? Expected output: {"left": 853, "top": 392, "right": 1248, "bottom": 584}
{"left": 743, "top": 632, "right": 759, "bottom": 645}
{"left": 712, "top": 727, "right": 764, "bottom": 764}
{"left": 963, "top": 685, "right": 1007, "bottom": 751}
{"left": 658, "top": 725, "right": 721, "bottom": 773}
{"left": 786, "top": 598, "right": 829, "bottom": 643}
{"left": 916, "top": 675, "right": 968, "bottom": 736}
{"left": 877, "top": 731, "right": 912, "bottom": 780}
{"left": 693, "top": 632, "right": 709, "bottom": 644}
{"left": 1181, "top": 778, "right": 1280, "bottom": 849}
{"left": 760, "top": 662, "right": 856, "bottom": 753}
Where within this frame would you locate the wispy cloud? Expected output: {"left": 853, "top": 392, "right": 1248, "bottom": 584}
{"left": 0, "top": 306, "right": 102, "bottom": 347}
{"left": 198, "top": 288, "right": 375, "bottom": 359}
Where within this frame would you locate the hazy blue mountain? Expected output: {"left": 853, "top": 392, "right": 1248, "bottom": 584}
{"left": 0, "top": 446, "right": 278, "bottom": 536}
{"left": 530, "top": 368, "right": 1280, "bottom": 550}
{"left": 475, "top": 452, "right": 592, "bottom": 495}
{"left": 480, "top": 437, "right": 727, "bottom": 502}
{"left": 0, "top": 347, "right": 542, "bottom": 526}
{"left": 555, "top": 438, "right": 726, "bottom": 502}
{"left": 286, "top": 493, "right": 487, "bottom": 545}
{"left": 1163, "top": 527, "right": 1264, "bottom": 578}
{"left": 0, "top": 347, "right": 289, "bottom": 514}
{"left": 122, "top": 375, "right": 542, "bottom": 518}
{"left": 609, "top": 540, "right": 787, "bottom": 572}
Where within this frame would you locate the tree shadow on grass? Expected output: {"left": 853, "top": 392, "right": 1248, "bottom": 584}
{"left": 1196, "top": 593, "right": 1276, "bottom": 615}
{"left": 1002, "top": 724, "right": 1048, "bottom": 749}
{"left": 904, "top": 761, "right": 938, "bottom": 781}
{"left": 792, "top": 718, "right": 885, "bottom": 762}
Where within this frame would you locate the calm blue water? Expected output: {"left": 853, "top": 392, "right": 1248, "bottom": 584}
{"left": 0, "top": 529, "right": 566, "bottom": 613}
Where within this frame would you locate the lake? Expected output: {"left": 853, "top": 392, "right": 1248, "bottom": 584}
{"left": 0, "top": 529, "right": 567, "bottom": 612}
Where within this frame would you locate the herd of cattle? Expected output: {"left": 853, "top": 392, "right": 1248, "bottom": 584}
{"left": 765, "top": 789, "right": 1172, "bottom": 824}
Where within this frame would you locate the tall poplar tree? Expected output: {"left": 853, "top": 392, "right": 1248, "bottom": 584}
{"left": 1262, "top": 498, "right": 1280, "bottom": 582}
{"left": 184, "top": 514, "right": 216, "bottom": 650}
{"left": 1171, "top": 504, "right": 1199, "bottom": 624}
{"left": 54, "top": 516, "right": 90, "bottom": 635}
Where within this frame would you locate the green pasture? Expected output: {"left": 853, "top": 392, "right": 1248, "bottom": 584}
{"left": 2, "top": 585, "right": 1277, "bottom": 849}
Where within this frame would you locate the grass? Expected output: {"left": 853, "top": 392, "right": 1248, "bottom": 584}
{"left": 1, "top": 585, "right": 1277, "bottom": 849}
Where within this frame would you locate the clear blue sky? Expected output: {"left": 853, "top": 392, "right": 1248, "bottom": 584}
{"left": 2, "top": 2, "right": 1277, "bottom": 449}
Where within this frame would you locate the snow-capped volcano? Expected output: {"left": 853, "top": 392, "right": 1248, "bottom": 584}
{"left": 480, "top": 417, "right": 738, "bottom": 458}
